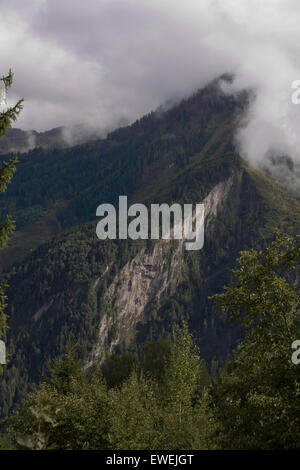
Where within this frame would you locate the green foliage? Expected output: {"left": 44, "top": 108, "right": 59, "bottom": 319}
{"left": 210, "top": 233, "right": 300, "bottom": 449}
{"left": 157, "top": 322, "right": 214, "bottom": 449}
{"left": 5, "top": 343, "right": 110, "bottom": 450}
{"left": 47, "top": 339, "right": 85, "bottom": 395}
{"left": 4, "top": 235, "right": 300, "bottom": 450}
{"left": 102, "top": 352, "right": 138, "bottom": 388}
{"left": 140, "top": 338, "right": 172, "bottom": 382}
{"left": 4, "top": 325, "right": 215, "bottom": 450}
{"left": 15, "top": 404, "right": 59, "bottom": 450}
{"left": 107, "top": 371, "right": 160, "bottom": 449}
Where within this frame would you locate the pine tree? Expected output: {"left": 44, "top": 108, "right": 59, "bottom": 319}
{"left": 0, "top": 70, "right": 23, "bottom": 370}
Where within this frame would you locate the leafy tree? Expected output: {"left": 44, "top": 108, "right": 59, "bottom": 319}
{"left": 158, "top": 321, "right": 214, "bottom": 449}
{"left": 108, "top": 371, "right": 160, "bottom": 450}
{"left": 48, "top": 373, "right": 110, "bottom": 450}
{"left": 5, "top": 348, "right": 110, "bottom": 450}
{"left": 210, "top": 233, "right": 300, "bottom": 449}
{"left": 4, "top": 325, "right": 216, "bottom": 450}
{"left": 15, "top": 399, "right": 60, "bottom": 450}
{"left": 0, "top": 70, "right": 23, "bottom": 372}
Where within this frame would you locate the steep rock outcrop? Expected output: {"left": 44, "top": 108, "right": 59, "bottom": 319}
{"left": 88, "top": 176, "right": 234, "bottom": 363}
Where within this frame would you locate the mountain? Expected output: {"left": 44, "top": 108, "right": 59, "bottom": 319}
{"left": 0, "top": 127, "right": 65, "bottom": 155}
{"left": 0, "top": 124, "right": 108, "bottom": 156}
{"left": 1, "top": 77, "right": 300, "bottom": 417}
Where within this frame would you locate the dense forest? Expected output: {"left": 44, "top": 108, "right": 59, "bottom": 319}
{"left": 1, "top": 234, "right": 299, "bottom": 450}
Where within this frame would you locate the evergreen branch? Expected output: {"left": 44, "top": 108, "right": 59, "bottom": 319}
{"left": 0, "top": 69, "right": 13, "bottom": 90}
{"left": 0, "top": 99, "right": 24, "bottom": 138}
{"left": 0, "top": 215, "right": 15, "bottom": 250}
{"left": 0, "top": 156, "right": 18, "bottom": 193}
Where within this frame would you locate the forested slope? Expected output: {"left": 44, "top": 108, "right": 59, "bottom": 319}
{"left": 1, "top": 77, "right": 300, "bottom": 419}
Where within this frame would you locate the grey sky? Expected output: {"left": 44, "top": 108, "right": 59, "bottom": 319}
{"left": 1, "top": 0, "right": 300, "bottom": 165}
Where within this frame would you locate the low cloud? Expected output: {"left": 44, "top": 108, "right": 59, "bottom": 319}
{"left": 1, "top": 0, "right": 300, "bottom": 170}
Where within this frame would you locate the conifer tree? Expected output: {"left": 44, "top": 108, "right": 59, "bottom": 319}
{"left": 0, "top": 70, "right": 23, "bottom": 369}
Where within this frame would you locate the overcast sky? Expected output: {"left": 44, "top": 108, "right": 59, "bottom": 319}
{"left": 1, "top": 0, "right": 300, "bottom": 166}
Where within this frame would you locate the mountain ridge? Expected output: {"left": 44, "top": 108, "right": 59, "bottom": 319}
{"left": 1, "top": 77, "right": 300, "bottom": 418}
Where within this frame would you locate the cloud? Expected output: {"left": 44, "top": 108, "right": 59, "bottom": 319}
{"left": 0, "top": 0, "right": 230, "bottom": 134}
{"left": 1, "top": 0, "right": 300, "bottom": 169}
